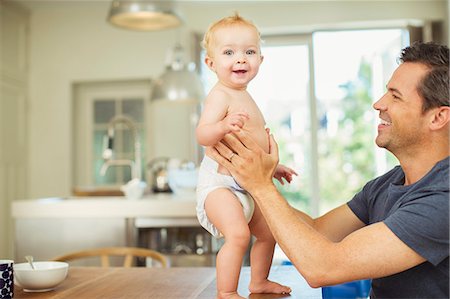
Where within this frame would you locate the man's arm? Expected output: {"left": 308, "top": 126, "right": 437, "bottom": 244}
{"left": 211, "top": 131, "right": 426, "bottom": 287}
{"left": 298, "top": 204, "right": 366, "bottom": 242}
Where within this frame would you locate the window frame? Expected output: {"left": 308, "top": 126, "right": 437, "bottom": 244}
{"left": 196, "top": 26, "right": 411, "bottom": 216}
{"left": 72, "top": 79, "right": 152, "bottom": 189}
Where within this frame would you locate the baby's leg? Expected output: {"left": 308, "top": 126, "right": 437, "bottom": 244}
{"left": 205, "top": 188, "right": 251, "bottom": 299}
{"left": 248, "top": 203, "right": 291, "bottom": 295}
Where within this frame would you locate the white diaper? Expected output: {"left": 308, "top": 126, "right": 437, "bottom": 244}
{"left": 196, "top": 156, "right": 255, "bottom": 238}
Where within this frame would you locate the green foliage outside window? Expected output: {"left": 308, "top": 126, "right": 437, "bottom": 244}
{"left": 319, "top": 59, "right": 377, "bottom": 206}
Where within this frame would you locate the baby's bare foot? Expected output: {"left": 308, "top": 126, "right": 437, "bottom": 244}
{"left": 249, "top": 280, "right": 291, "bottom": 294}
{"left": 217, "top": 291, "right": 245, "bottom": 299}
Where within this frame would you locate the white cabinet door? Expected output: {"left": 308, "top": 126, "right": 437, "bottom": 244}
{"left": 0, "top": 1, "right": 29, "bottom": 259}
{"left": 15, "top": 218, "right": 127, "bottom": 265}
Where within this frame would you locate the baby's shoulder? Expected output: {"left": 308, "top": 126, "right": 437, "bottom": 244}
{"left": 205, "top": 86, "right": 234, "bottom": 104}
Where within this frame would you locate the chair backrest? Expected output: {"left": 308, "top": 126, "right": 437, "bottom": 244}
{"left": 51, "top": 247, "right": 168, "bottom": 268}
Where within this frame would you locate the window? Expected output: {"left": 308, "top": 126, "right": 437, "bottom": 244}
{"left": 199, "top": 28, "right": 408, "bottom": 215}
{"left": 248, "top": 38, "right": 314, "bottom": 214}
{"left": 313, "top": 29, "right": 408, "bottom": 213}
{"left": 92, "top": 98, "right": 145, "bottom": 185}
{"left": 73, "top": 79, "right": 200, "bottom": 190}
{"left": 73, "top": 80, "right": 151, "bottom": 189}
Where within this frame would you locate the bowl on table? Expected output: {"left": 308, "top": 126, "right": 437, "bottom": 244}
{"left": 14, "top": 261, "right": 69, "bottom": 292}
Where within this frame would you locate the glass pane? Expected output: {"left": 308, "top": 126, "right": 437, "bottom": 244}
{"left": 122, "top": 129, "right": 135, "bottom": 156}
{"left": 122, "top": 99, "right": 144, "bottom": 122}
{"left": 249, "top": 45, "right": 312, "bottom": 212}
{"left": 201, "top": 44, "right": 312, "bottom": 212}
{"left": 313, "top": 29, "right": 408, "bottom": 214}
{"left": 93, "top": 130, "right": 117, "bottom": 184}
{"left": 94, "top": 100, "right": 115, "bottom": 124}
{"left": 93, "top": 129, "right": 134, "bottom": 185}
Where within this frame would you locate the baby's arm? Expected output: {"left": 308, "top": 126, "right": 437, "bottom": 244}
{"left": 274, "top": 164, "right": 298, "bottom": 185}
{"left": 196, "top": 90, "right": 249, "bottom": 146}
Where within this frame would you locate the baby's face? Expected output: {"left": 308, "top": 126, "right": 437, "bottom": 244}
{"left": 206, "top": 24, "right": 263, "bottom": 90}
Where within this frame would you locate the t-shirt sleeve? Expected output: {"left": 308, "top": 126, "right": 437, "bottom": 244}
{"left": 347, "top": 185, "right": 370, "bottom": 225}
{"left": 384, "top": 190, "right": 449, "bottom": 266}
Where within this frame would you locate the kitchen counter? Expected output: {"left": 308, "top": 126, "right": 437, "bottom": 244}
{"left": 11, "top": 193, "right": 197, "bottom": 219}
{"left": 12, "top": 193, "right": 202, "bottom": 262}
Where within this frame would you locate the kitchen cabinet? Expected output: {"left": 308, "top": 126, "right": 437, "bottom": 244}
{"left": 14, "top": 217, "right": 128, "bottom": 265}
{"left": 11, "top": 194, "right": 217, "bottom": 266}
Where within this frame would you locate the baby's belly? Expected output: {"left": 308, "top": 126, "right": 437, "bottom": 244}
{"left": 243, "top": 126, "right": 270, "bottom": 153}
{"left": 205, "top": 126, "right": 269, "bottom": 176}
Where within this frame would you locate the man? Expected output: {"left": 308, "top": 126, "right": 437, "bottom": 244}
{"left": 211, "top": 42, "right": 449, "bottom": 298}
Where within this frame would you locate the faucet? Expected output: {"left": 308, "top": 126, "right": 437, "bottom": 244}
{"left": 100, "top": 115, "right": 142, "bottom": 180}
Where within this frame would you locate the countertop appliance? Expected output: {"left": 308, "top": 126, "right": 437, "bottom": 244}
{"left": 147, "top": 157, "right": 172, "bottom": 193}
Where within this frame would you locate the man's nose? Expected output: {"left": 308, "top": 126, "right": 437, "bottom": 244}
{"left": 373, "top": 93, "right": 387, "bottom": 111}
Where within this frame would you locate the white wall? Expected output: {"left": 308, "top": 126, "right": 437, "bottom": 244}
{"left": 448, "top": 0, "right": 450, "bottom": 43}
{"left": 24, "top": 0, "right": 447, "bottom": 198}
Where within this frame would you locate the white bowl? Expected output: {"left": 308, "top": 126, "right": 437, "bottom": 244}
{"left": 14, "top": 261, "right": 69, "bottom": 292}
{"left": 168, "top": 168, "right": 198, "bottom": 195}
{"left": 120, "top": 178, "right": 147, "bottom": 200}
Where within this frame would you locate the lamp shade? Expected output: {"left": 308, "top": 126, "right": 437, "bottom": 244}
{"left": 107, "top": 1, "right": 181, "bottom": 31}
{"left": 151, "top": 45, "right": 205, "bottom": 102}
{"left": 152, "top": 66, "right": 205, "bottom": 101}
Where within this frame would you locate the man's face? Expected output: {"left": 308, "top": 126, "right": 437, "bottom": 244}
{"left": 372, "top": 62, "right": 431, "bottom": 154}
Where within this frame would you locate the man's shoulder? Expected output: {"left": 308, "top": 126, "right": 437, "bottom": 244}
{"left": 411, "top": 156, "right": 449, "bottom": 191}
{"left": 433, "top": 156, "right": 450, "bottom": 173}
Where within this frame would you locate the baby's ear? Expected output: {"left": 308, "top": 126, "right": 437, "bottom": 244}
{"left": 205, "top": 56, "right": 215, "bottom": 71}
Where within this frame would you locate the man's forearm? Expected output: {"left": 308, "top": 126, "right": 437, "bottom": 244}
{"left": 250, "top": 184, "right": 337, "bottom": 287}
{"left": 291, "top": 205, "right": 315, "bottom": 227}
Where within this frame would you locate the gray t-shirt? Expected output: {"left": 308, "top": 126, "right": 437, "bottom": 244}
{"left": 347, "top": 156, "right": 449, "bottom": 298}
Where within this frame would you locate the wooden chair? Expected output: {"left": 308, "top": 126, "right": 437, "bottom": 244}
{"left": 51, "top": 246, "right": 168, "bottom": 268}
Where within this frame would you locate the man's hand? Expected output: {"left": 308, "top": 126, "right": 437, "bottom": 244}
{"left": 211, "top": 130, "right": 279, "bottom": 193}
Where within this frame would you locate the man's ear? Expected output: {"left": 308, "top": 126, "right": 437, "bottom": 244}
{"left": 205, "top": 56, "right": 215, "bottom": 72}
{"left": 429, "top": 106, "right": 450, "bottom": 131}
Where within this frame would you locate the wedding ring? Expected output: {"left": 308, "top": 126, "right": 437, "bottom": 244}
{"left": 228, "top": 152, "right": 235, "bottom": 162}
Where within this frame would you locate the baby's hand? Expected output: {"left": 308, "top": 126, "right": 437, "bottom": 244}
{"left": 221, "top": 111, "right": 249, "bottom": 133}
{"left": 274, "top": 164, "right": 298, "bottom": 185}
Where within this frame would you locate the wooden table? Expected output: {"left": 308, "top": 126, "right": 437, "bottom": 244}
{"left": 14, "top": 266, "right": 322, "bottom": 298}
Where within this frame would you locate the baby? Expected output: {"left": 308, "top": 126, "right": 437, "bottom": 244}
{"left": 196, "top": 13, "right": 296, "bottom": 299}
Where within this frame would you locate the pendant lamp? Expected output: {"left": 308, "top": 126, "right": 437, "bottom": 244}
{"left": 107, "top": 1, "right": 181, "bottom": 31}
{"left": 151, "top": 44, "right": 205, "bottom": 102}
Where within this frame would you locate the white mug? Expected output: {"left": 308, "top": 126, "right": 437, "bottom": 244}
{"left": 0, "top": 260, "right": 14, "bottom": 299}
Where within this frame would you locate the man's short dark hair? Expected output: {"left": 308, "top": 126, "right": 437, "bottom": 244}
{"left": 399, "top": 42, "right": 449, "bottom": 112}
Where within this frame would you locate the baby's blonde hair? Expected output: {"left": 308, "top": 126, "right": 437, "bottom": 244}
{"left": 202, "top": 12, "right": 261, "bottom": 57}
